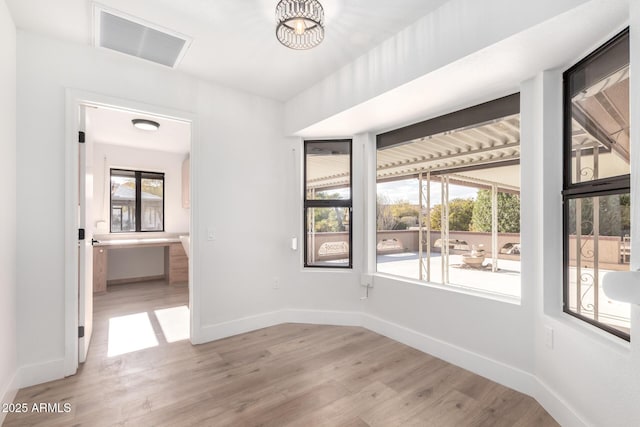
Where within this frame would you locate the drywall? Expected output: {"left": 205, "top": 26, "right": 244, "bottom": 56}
{"left": 284, "top": 0, "right": 590, "bottom": 135}
{"left": 524, "top": 66, "right": 640, "bottom": 426}
{"left": 92, "top": 143, "right": 190, "bottom": 281}
{"left": 105, "top": 248, "right": 165, "bottom": 282}
{"left": 15, "top": 30, "right": 299, "bottom": 380}
{"left": 0, "top": 0, "right": 18, "bottom": 418}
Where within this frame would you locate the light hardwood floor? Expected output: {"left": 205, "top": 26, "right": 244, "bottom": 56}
{"left": 5, "top": 281, "right": 558, "bottom": 426}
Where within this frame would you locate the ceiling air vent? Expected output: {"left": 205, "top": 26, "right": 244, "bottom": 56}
{"left": 94, "top": 5, "right": 192, "bottom": 68}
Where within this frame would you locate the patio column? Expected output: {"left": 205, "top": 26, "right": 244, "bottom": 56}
{"left": 418, "top": 172, "right": 431, "bottom": 282}
{"left": 441, "top": 176, "right": 450, "bottom": 284}
{"left": 491, "top": 184, "right": 498, "bottom": 272}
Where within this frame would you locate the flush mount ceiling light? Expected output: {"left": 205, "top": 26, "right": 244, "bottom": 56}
{"left": 276, "top": 0, "right": 325, "bottom": 50}
{"left": 132, "top": 119, "right": 160, "bottom": 131}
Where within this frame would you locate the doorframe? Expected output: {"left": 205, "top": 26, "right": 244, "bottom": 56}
{"left": 64, "top": 89, "right": 199, "bottom": 376}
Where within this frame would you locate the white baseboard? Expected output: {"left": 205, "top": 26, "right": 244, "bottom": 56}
{"left": 534, "top": 378, "right": 588, "bottom": 427}
{"left": 361, "top": 313, "right": 538, "bottom": 396}
{"left": 194, "top": 309, "right": 362, "bottom": 345}
{"left": 360, "top": 313, "right": 587, "bottom": 427}
{"left": 284, "top": 309, "right": 362, "bottom": 326}
{"left": 195, "top": 310, "right": 286, "bottom": 344}
{"left": 19, "top": 358, "right": 65, "bottom": 389}
{"left": 196, "top": 309, "right": 587, "bottom": 426}
{"left": 0, "top": 369, "right": 20, "bottom": 425}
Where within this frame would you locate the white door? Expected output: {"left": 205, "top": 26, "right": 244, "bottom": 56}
{"left": 78, "top": 105, "right": 94, "bottom": 363}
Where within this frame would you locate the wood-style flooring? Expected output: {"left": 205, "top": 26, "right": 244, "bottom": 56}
{"left": 4, "top": 280, "right": 558, "bottom": 426}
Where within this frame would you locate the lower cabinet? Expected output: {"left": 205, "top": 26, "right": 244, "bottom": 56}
{"left": 93, "top": 247, "right": 108, "bottom": 293}
{"left": 166, "top": 243, "right": 189, "bottom": 285}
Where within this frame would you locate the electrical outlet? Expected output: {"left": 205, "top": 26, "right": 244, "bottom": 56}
{"left": 207, "top": 228, "right": 216, "bottom": 241}
{"left": 273, "top": 277, "right": 280, "bottom": 289}
{"left": 544, "top": 325, "right": 554, "bottom": 349}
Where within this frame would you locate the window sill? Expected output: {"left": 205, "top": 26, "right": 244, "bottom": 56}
{"left": 302, "top": 267, "right": 353, "bottom": 273}
{"left": 373, "top": 272, "right": 522, "bottom": 306}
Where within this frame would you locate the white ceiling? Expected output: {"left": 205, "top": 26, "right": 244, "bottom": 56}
{"left": 86, "top": 106, "right": 191, "bottom": 154}
{"left": 6, "top": 0, "right": 449, "bottom": 101}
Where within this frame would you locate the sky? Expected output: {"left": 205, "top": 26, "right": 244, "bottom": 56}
{"left": 377, "top": 178, "right": 479, "bottom": 207}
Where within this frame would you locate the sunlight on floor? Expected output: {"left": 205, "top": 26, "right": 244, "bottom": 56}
{"left": 107, "top": 312, "right": 159, "bottom": 357}
{"left": 154, "top": 305, "right": 190, "bottom": 343}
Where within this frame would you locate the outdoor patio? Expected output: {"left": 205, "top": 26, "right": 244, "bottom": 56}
{"left": 377, "top": 252, "right": 521, "bottom": 298}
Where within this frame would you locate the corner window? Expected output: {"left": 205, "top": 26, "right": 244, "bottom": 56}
{"left": 304, "top": 140, "right": 352, "bottom": 268}
{"left": 111, "top": 169, "right": 165, "bottom": 233}
{"left": 376, "top": 94, "right": 521, "bottom": 298}
{"left": 563, "top": 29, "right": 630, "bottom": 340}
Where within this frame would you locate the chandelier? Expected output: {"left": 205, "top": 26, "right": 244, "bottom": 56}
{"left": 275, "top": 0, "right": 325, "bottom": 50}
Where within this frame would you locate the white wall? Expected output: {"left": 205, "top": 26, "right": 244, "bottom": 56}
{"left": 16, "top": 30, "right": 290, "bottom": 382}
{"left": 285, "top": 0, "right": 590, "bottom": 135}
{"left": 14, "top": 2, "right": 640, "bottom": 426}
{"left": 0, "top": 0, "right": 18, "bottom": 419}
{"left": 282, "top": 1, "right": 638, "bottom": 425}
{"left": 92, "top": 143, "right": 189, "bottom": 281}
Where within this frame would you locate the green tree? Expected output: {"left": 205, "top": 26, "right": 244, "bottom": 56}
{"left": 376, "top": 194, "right": 397, "bottom": 231}
{"left": 567, "top": 194, "right": 630, "bottom": 237}
{"left": 390, "top": 201, "right": 419, "bottom": 219}
{"left": 430, "top": 198, "right": 475, "bottom": 231}
{"left": 471, "top": 190, "right": 520, "bottom": 233}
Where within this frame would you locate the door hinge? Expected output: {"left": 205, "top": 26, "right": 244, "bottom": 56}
{"left": 79, "top": 228, "right": 85, "bottom": 240}
{"left": 78, "top": 326, "right": 85, "bottom": 338}
{"left": 79, "top": 131, "right": 85, "bottom": 143}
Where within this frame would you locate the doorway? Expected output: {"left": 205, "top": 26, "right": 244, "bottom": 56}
{"left": 64, "top": 91, "right": 196, "bottom": 376}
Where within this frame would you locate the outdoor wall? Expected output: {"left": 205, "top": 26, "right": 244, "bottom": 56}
{"left": 92, "top": 143, "right": 189, "bottom": 281}
{"left": 376, "top": 230, "right": 521, "bottom": 257}
{"left": 0, "top": 0, "right": 18, "bottom": 420}
{"left": 15, "top": 30, "right": 295, "bottom": 385}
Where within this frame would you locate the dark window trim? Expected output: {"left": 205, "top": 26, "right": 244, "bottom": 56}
{"left": 563, "top": 27, "right": 629, "bottom": 192}
{"left": 303, "top": 139, "right": 353, "bottom": 269}
{"left": 376, "top": 93, "right": 520, "bottom": 150}
{"left": 561, "top": 27, "right": 630, "bottom": 342}
{"left": 110, "top": 168, "right": 165, "bottom": 233}
{"left": 562, "top": 203, "right": 631, "bottom": 341}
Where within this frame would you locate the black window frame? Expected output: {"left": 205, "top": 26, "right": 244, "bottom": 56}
{"left": 110, "top": 168, "right": 165, "bottom": 233}
{"left": 303, "top": 139, "right": 353, "bottom": 269}
{"left": 562, "top": 28, "right": 630, "bottom": 341}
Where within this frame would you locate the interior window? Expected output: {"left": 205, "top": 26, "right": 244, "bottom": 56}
{"left": 111, "top": 169, "right": 165, "bottom": 233}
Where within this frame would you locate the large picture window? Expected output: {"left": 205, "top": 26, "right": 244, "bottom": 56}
{"left": 111, "top": 169, "right": 165, "bottom": 233}
{"left": 376, "top": 94, "right": 521, "bottom": 298}
{"left": 563, "top": 29, "right": 630, "bottom": 340}
{"left": 304, "top": 140, "right": 352, "bottom": 268}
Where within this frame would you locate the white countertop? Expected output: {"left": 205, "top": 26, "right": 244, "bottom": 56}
{"left": 93, "top": 233, "right": 188, "bottom": 247}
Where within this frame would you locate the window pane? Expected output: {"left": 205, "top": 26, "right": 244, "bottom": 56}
{"left": 568, "top": 33, "right": 629, "bottom": 184}
{"left": 375, "top": 101, "right": 521, "bottom": 299}
{"left": 111, "top": 174, "right": 136, "bottom": 232}
{"left": 375, "top": 167, "right": 521, "bottom": 298}
{"left": 306, "top": 141, "right": 351, "bottom": 200}
{"left": 306, "top": 207, "right": 350, "bottom": 267}
{"left": 141, "top": 177, "right": 164, "bottom": 231}
{"left": 566, "top": 193, "right": 631, "bottom": 335}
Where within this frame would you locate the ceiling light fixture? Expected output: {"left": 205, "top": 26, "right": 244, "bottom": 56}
{"left": 276, "top": 0, "right": 325, "bottom": 50}
{"left": 132, "top": 119, "right": 160, "bottom": 131}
